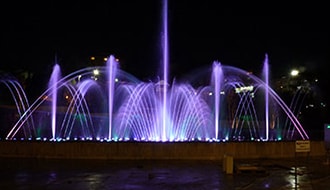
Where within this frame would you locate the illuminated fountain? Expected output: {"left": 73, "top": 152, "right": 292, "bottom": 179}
{"left": 1, "top": 0, "right": 309, "bottom": 142}
{"left": 1, "top": 53, "right": 309, "bottom": 142}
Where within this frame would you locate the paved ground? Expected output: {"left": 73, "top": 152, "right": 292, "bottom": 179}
{"left": 0, "top": 156, "right": 329, "bottom": 189}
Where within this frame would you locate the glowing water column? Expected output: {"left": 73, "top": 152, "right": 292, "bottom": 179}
{"left": 263, "top": 54, "right": 269, "bottom": 140}
{"left": 49, "top": 64, "right": 61, "bottom": 140}
{"left": 107, "top": 55, "right": 118, "bottom": 140}
{"left": 212, "top": 61, "right": 223, "bottom": 140}
{"left": 162, "top": 0, "right": 169, "bottom": 141}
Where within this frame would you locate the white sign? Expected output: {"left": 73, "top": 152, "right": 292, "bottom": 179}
{"left": 295, "top": 140, "right": 310, "bottom": 152}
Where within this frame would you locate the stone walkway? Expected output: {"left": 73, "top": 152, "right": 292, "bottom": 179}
{"left": 0, "top": 156, "right": 329, "bottom": 189}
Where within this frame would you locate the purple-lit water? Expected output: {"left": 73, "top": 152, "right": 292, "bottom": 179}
{"left": 263, "top": 54, "right": 269, "bottom": 140}
{"left": 211, "top": 61, "right": 223, "bottom": 140}
{"left": 112, "top": 80, "right": 213, "bottom": 141}
{"left": 107, "top": 56, "right": 118, "bottom": 140}
{"left": 0, "top": 78, "right": 34, "bottom": 136}
{"left": 162, "top": 0, "right": 169, "bottom": 141}
{"left": 3, "top": 60, "right": 309, "bottom": 141}
{"left": 1, "top": 0, "right": 309, "bottom": 142}
{"left": 48, "top": 64, "right": 61, "bottom": 140}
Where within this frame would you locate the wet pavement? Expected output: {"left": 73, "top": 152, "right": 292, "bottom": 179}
{"left": 0, "top": 156, "right": 330, "bottom": 189}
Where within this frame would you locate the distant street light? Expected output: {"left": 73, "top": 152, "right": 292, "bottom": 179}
{"left": 93, "top": 69, "right": 100, "bottom": 76}
{"left": 290, "top": 69, "right": 299, "bottom": 77}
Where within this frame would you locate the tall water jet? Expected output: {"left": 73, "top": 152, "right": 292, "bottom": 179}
{"left": 107, "top": 55, "right": 118, "bottom": 140}
{"left": 48, "top": 64, "right": 61, "bottom": 140}
{"left": 263, "top": 54, "right": 269, "bottom": 140}
{"left": 212, "top": 61, "right": 223, "bottom": 140}
{"left": 162, "top": 0, "right": 169, "bottom": 141}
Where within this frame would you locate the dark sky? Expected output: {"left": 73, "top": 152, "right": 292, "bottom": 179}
{"left": 1, "top": 0, "right": 328, "bottom": 81}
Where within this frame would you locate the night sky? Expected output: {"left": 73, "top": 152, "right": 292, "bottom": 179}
{"left": 1, "top": 1, "right": 328, "bottom": 85}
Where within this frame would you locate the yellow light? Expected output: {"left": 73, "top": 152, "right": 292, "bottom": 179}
{"left": 290, "top": 69, "right": 299, "bottom": 76}
{"left": 104, "top": 57, "right": 108, "bottom": 61}
{"left": 235, "top": 86, "right": 254, "bottom": 93}
{"left": 93, "top": 69, "right": 100, "bottom": 75}
{"left": 90, "top": 56, "right": 95, "bottom": 61}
